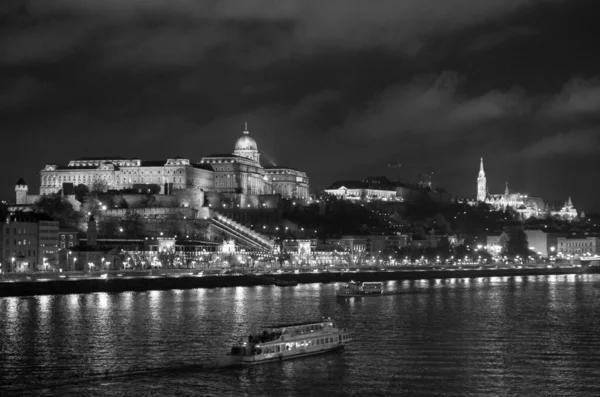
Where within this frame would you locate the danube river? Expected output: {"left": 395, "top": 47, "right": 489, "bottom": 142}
{"left": 1, "top": 274, "right": 599, "bottom": 396}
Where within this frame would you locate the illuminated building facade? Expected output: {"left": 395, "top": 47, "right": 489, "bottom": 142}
{"left": 475, "top": 158, "right": 577, "bottom": 220}
{"left": 28, "top": 125, "right": 308, "bottom": 202}
{"left": 557, "top": 236, "right": 600, "bottom": 257}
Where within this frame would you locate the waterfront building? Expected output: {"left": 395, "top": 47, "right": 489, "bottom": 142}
{"left": 524, "top": 229, "right": 563, "bottom": 258}
{"left": 0, "top": 212, "right": 59, "bottom": 272}
{"left": 485, "top": 232, "right": 509, "bottom": 255}
{"left": 557, "top": 236, "right": 600, "bottom": 257}
{"left": 58, "top": 227, "right": 79, "bottom": 249}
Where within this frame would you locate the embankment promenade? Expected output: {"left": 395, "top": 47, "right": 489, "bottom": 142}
{"left": 1, "top": 265, "right": 598, "bottom": 297}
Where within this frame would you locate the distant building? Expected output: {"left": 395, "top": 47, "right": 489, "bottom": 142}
{"left": 325, "top": 176, "right": 450, "bottom": 203}
{"left": 324, "top": 177, "right": 397, "bottom": 201}
{"left": 474, "top": 157, "right": 577, "bottom": 220}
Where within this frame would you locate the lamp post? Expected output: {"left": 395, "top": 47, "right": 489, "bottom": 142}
{"left": 11, "top": 257, "right": 15, "bottom": 273}
{"left": 0, "top": 262, "right": 3, "bottom": 281}
{"left": 66, "top": 250, "right": 72, "bottom": 271}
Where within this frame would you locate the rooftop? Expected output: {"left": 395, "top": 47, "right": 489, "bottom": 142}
{"left": 261, "top": 319, "right": 334, "bottom": 329}
{"left": 9, "top": 212, "right": 56, "bottom": 223}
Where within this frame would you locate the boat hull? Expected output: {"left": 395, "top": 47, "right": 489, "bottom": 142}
{"left": 236, "top": 344, "right": 345, "bottom": 365}
{"left": 225, "top": 345, "right": 345, "bottom": 366}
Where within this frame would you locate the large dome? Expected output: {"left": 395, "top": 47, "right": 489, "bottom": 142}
{"left": 234, "top": 130, "right": 257, "bottom": 151}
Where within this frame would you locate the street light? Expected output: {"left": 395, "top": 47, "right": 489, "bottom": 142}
{"left": 66, "top": 250, "right": 72, "bottom": 271}
{"left": 11, "top": 257, "right": 15, "bottom": 272}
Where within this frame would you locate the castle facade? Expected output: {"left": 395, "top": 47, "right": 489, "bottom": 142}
{"left": 27, "top": 125, "right": 308, "bottom": 202}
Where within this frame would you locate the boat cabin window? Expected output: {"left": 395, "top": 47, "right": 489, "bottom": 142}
{"left": 230, "top": 346, "right": 245, "bottom": 356}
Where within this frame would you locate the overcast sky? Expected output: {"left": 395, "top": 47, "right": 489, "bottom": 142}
{"left": 1, "top": 0, "right": 599, "bottom": 211}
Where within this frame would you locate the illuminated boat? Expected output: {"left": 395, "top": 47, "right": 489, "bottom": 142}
{"left": 219, "top": 318, "right": 351, "bottom": 366}
{"left": 336, "top": 281, "right": 383, "bottom": 297}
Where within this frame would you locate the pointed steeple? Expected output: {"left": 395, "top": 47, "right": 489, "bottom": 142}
{"left": 478, "top": 157, "right": 485, "bottom": 178}
{"left": 477, "top": 157, "right": 487, "bottom": 202}
{"left": 505, "top": 182, "right": 509, "bottom": 195}
{"left": 566, "top": 196, "right": 573, "bottom": 208}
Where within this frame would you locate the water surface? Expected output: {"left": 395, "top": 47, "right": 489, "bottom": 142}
{"left": 1, "top": 274, "right": 599, "bottom": 396}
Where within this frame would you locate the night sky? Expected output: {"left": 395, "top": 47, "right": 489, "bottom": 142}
{"left": 1, "top": 0, "right": 599, "bottom": 211}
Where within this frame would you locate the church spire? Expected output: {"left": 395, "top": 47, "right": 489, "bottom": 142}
{"left": 505, "top": 182, "right": 509, "bottom": 195}
{"left": 566, "top": 196, "right": 573, "bottom": 208}
{"left": 478, "top": 157, "right": 485, "bottom": 178}
{"left": 477, "top": 157, "right": 487, "bottom": 202}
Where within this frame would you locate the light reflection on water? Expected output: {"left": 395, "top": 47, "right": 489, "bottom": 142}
{"left": 0, "top": 275, "right": 599, "bottom": 396}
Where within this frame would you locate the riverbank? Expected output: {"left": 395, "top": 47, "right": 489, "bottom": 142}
{"left": 1, "top": 265, "right": 598, "bottom": 297}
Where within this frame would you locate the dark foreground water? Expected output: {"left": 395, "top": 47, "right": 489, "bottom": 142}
{"left": 1, "top": 274, "right": 599, "bottom": 397}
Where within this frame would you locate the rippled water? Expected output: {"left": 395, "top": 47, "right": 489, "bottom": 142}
{"left": 1, "top": 274, "right": 600, "bottom": 396}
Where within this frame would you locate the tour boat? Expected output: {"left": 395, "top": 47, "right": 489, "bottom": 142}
{"left": 336, "top": 281, "right": 383, "bottom": 297}
{"left": 219, "top": 318, "right": 351, "bottom": 366}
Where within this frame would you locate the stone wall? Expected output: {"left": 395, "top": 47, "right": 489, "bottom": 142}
{"left": 205, "top": 192, "right": 280, "bottom": 210}
{"left": 110, "top": 189, "right": 204, "bottom": 210}
{"left": 103, "top": 207, "right": 197, "bottom": 219}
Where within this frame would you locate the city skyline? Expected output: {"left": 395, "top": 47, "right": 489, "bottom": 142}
{"left": 1, "top": 0, "right": 599, "bottom": 211}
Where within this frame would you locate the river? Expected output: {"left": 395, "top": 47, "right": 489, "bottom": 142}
{"left": 1, "top": 274, "right": 599, "bottom": 396}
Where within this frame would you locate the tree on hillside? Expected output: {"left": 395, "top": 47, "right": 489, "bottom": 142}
{"left": 74, "top": 184, "right": 90, "bottom": 202}
{"left": 91, "top": 179, "right": 109, "bottom": 192}
{"left": 123, "top": 210, "right": 144, "bottom": 237}
{"left": 504, "top": 227, "right": 530, "bottom": 258}
{"left": 33, "top": 194, "right": 82, "bottom": 228}
{"left": 141, "top": 194, "right": 157, "bottom": 208}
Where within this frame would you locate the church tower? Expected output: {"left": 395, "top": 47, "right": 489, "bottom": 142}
{"left": 15, "top": 177, "right": 28, "bottom": 205}
{"left": 477, "top": 158, "right": 486, "bottom": 202}
{"left": 233, "top": 123, "right": 260, "bottom": 163}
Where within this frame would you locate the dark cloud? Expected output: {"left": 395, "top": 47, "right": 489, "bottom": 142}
{"left": 519, "top": 129, "right": 600, "bottom": 159}
{"left": 2, "top": 0, "right": 562, "bottom": 68}
{"left": 542, "top": 78, "right": 600, "bottom": 118}
{"left": 465, "top": 26, "right": 538, "bottom": 52}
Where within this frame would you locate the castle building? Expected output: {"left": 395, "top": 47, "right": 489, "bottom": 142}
{"left": 23, "top": 125, "right": 308, "bottom": 204}
{"left": 475, "top": 158, "right": 577, "bottom": 220}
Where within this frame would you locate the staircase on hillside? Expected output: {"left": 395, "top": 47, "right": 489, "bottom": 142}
{"left": 209, "top": 212, "right": 276, "bottom": 251}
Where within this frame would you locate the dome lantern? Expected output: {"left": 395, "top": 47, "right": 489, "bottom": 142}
{"left": 233, "top": 122, "right": 260, "bottom": 163}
